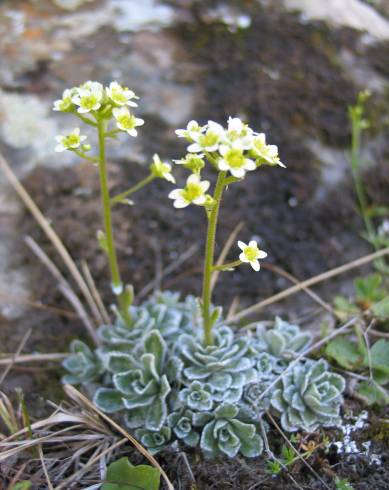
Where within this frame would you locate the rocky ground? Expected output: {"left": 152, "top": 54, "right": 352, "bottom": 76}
{"left": 0, "top": 0, "right": 389, "bottom": 488}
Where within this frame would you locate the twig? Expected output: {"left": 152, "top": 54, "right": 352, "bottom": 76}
{"left": 179, "top": 451, "right": 197, "bottom": 488}
{"left": 25, "top": 236, "right": 100, "bottom": 345}
{"left": 64, "top": 385, "right": 174, "bottom": 490}
{"left": 211, "top": 222, "right": 244, "bottom": 292}
{"left": 266, "top": 411, "right": 331, "bottom": 490}
{"left": 256, "top": 313, "right": 363, "bottom": 403}
{"left": 369, "top": 329, "right": 389, "bottom": 339}
{"left": 230, "top": 247, "right": 389, "bottom": 323}
{"left": 259, "top": 419, "right": 304, "bottom": 490}
{"left": 0, "top": 329, "right": 31, "bottom": 386}
{"left": 0, "top": 152, "right": 103, "bottom": 326}
{"left": 0, "top": 353, "right": 67, "bottom": 366}
{"left": 81, "top": 261, "right": 110, "bottom": 324}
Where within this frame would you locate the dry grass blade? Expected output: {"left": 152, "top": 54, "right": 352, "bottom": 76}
{"left": 211, "top": 222, "right": 244, "bottom": 292}
{"left": 230, "top": 247, "right": 389, "bottom": 322}
{"left": 259, "top": 419, "right": 304, "bottom": 490}
{"left": 38, "top": 444, "right": 54, "bottom": 490}
{"left": 0, "top": 398, "right": 124, "bottom": 488}
{"left": 0, "top": 290, "right": 79, "bottom": 319}
{"left": 81, "top": 260, "right": 110, "bottom": 324}
{"left": 0, "top": 152, "right": 103, "bottom": 326}
{"left": 64, "top": 384, "right": 174, "bottom": 490}
{"left": 25, "top": 236, "right": 100, "bottom": 345}
{"left": 256, "top": 313, "right": 363, "bottom": 403}
{"left": 226, "top": 296, "right": 240, "bottom": 321}
{"left": 137, "top": 243, "right": 198, "bottom": 301}
{"left": 0, "top": 353, "right": 67, "bottom": 366}
{"left": 263, "top": 263, "right": 333, "bottom": 313}
{"left": 266, "top": 411, "right": 331, "bottom": 490}
{"left": 54, "top": 437, "right": 127, "bottom": 490}
{"left": 0, "top": 329, "right": 31, "bottom": 386}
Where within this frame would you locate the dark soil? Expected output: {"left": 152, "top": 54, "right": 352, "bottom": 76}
{"left": 2, "top": 0, "right": 389, "bottom": 488}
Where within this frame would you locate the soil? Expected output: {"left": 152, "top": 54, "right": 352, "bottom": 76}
{"left": 1, "top": 0, "right": 389, "bottom": 488}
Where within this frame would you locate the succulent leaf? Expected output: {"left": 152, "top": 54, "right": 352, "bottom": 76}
{"left": 271, "top": 360, "right": 345, "bottom": 432}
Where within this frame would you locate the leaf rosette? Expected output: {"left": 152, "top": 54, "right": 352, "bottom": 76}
{"left": 94, "top": 330, "right": 182, "bottom": 431}
{"left": 271, "top": 359, "right": 345, "bottom": 432}
{"left": 251, "top": 317, "right": 312, "bottom": 358}
{"left": 62, "top": 340, "right": 103, "bottom": 384}
{"left": 178, "top": 326, "right": 256, "bottom": 403}
{"left": 194, "top": 403, "right": 263, "bottom": 459}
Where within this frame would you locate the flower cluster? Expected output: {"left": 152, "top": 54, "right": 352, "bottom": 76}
{"left": 63, "top": 292, "right": 345, "bottom": 458}
{"left": 168, "top": 118, "right": 284, "bottom": 210}
{"left": 53, "top": 81, "right": 144, "bottom": 154}
{"left": 178, "top": 117, "right": 284, "bottom": 172}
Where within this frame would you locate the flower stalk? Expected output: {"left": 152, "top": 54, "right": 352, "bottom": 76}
{"left": 96, "top": 118, "right": 131, "bottom": 325}
{"left": 202, "top": 171, "right": 226, "bottom": 346}
{"left": 111, "top": 174, "right": 155, "bottom": 206}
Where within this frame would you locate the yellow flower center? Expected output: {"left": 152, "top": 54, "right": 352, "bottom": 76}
{"left": 244, "top": 246, "right": 258, "bottom": 261}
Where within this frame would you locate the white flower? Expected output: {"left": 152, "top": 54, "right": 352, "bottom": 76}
{"left": 150, "top": 154, "right": 175, "bottom": 183}
{"left": 168, "top": 174, "right": 210, "bottom": 208}
{"left": 188, "top": 121, "right": 224, "bottom": 153}
{"left": 237, "top": 240, "right": 267, "bottom": 271}
{"left": 252, "top": 134, "right": 286, "bottom": 168}
{"left": 112, "top": 107, "right": 144, "bottom": 136}
{"left": 175, "top": 120, "right": 203, "bottom": 140}
{"left": 224, "top": 117, "right": 253, "bottom": 149}
{"left": 72, "top": 84, "right": 103, "bottom": 114}
{"left": 55, "top": 128, "right": 86, "bottom": 152}
{"left": 218, "top": 145, "right": 256, "bottom": 178}
{"left": 53, "top": 88, "right": 74, "bottom": 112}
{"left": 106, "top": 81, "right": 138, "bottom": 107}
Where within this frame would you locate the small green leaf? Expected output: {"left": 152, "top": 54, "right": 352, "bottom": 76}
{"left": 93, "top": 388, "right": 124, "bottom": 413}
{"left": 144, "top": 331, "right": 166, "bottom": 373}
{"left": 121, "top": 284, "right": 134, "bottom": 311}
{"left": 355, "top": 274, "right": 384, "bottom": 302}
{"left": 210, "top": 306, "right": 223, "bottom": 327}
{"left": 333, "top": 296, "right": 359, "bottom": 321}
{"left": 102, "top": 457, "right": 160, "bottom": 490}
{"left": 365, "top": 340, "right": 389, "bottom": 380}
{"left": 97, "top": 230, "right": 108, "bottom": 253}
{"left": 372, "top": 297, "right": 389, "bottom": 319}
{"left": 325, "top": 337, "right": 362, "bottom": 370}
{"left": 335, "top": 477, "right": 354, "bottom": 490}
{"left": 10, "top": 482, "right": 32, "bottom": 490}
{"left": 357, "top": 380, "right": 389, "bottom": 406}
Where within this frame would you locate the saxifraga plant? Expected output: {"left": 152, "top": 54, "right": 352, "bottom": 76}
{"left": 57, "top": 81, "right": 345, "bottom": 458}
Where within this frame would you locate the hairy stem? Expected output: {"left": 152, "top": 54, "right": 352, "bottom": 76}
{"left": 212, "top": 260, "right": 242, "bottom": 271}
{"left": 111, "top": 174, "right": 155, "bottom": 206}
{"left": 202, "top": 171, "right": 226, "bottom": 346}
{"left": 97, "top": 119, "right": 131, "bottom": 324}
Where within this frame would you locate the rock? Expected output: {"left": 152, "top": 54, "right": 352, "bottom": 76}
{"left": 283, "top": 0, "right": 389, "bottom": 40}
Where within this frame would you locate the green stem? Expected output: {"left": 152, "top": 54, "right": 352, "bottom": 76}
{"left": 350, "top": 119, "right": 376, "bottom": 248}
{"left": 212, "top": 260, "right": 242, "bottom": 272}
{"left": 77, "top": 114, "right": 97, "bottom": 127}
{"left": 202, "top": 171, "right": 226, "bottom": 346}
{"left": 111, "top": 174, "right": 156, "bottom": 206}
{"left": 97, "top": 119, "right": 131, "bottom": 324}
{"left": 73, "top": 149, "right": 98, "bottom": 164}
{"left": 105, "top": 129, "right": 121, "bottom": 138}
